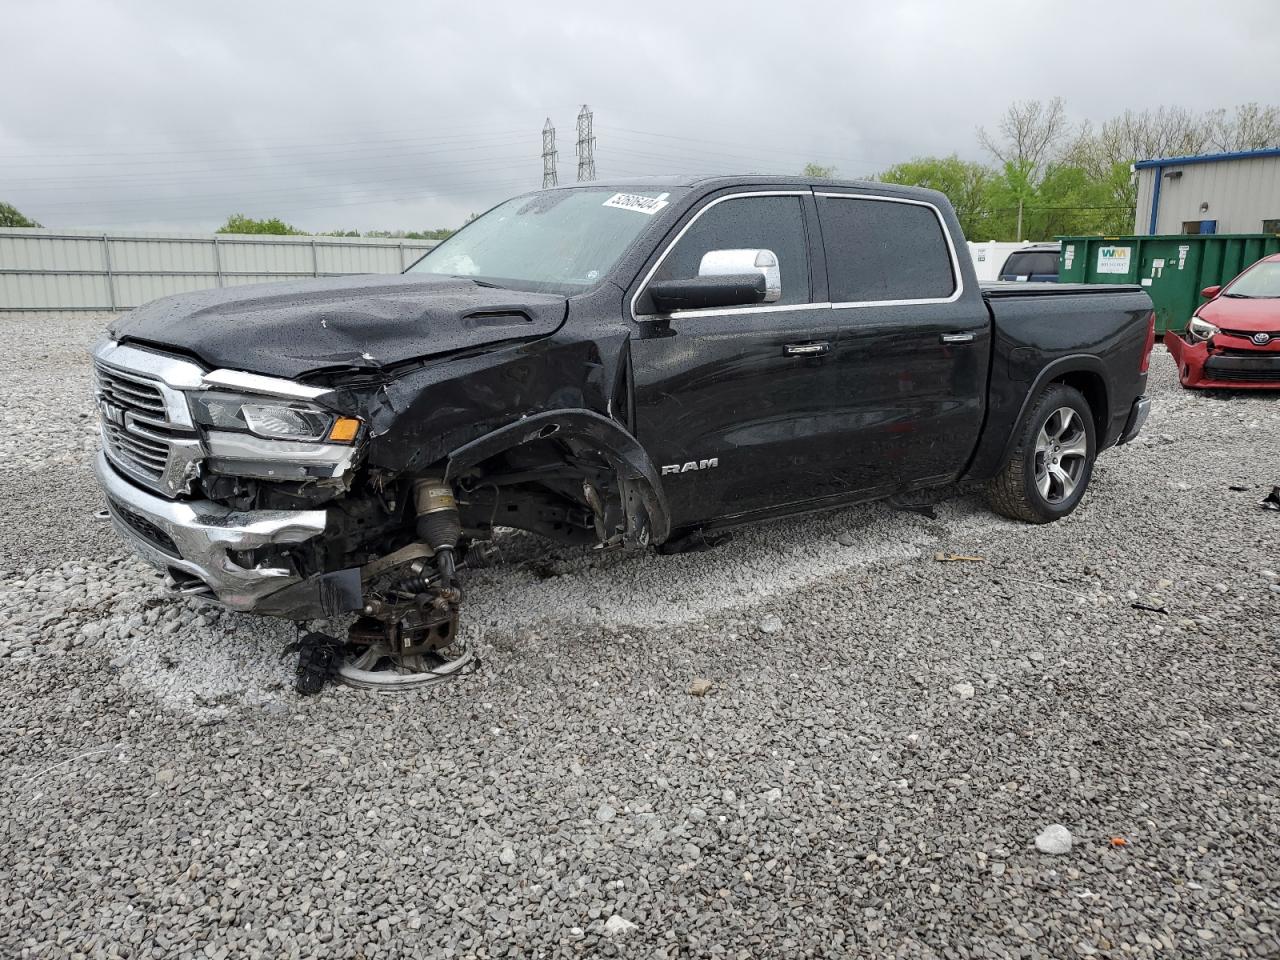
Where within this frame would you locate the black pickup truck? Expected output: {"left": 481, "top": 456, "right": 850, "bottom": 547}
{"left": 93, "top": 176, "right": 1154, "bottom": 688}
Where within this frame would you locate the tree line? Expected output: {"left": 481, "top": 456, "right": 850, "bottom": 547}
{"left": 0, "top": 204, "right": 463, "bottom": 238}
{"left": 0, "top": 201, "right": 41, "bottom": 228}
{"left": 808, "top": 100, "right": 1280, "bottom": 241}
{"left": 214, "top": 213, "right": 464, "bottom": 240}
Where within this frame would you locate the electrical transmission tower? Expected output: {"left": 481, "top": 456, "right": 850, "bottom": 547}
{"left": 541, "top": 118, "right": 558, "bottom": 188}
{"left": 575, "top": 105, "right": 596, "bottom": 182}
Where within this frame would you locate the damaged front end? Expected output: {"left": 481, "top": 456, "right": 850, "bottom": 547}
{"left": 93, "top": 342, "right": 368, "bottom": 612}
{"left": 93, "top": 334, "right": 667, "bottom": 692}
{"left": 1165, "top": 325, "right": 1280, "bottom": 390}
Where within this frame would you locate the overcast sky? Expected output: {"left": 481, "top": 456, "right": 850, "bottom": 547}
{"left": 2, "top": 0, "right": 1278, "bottom": 232}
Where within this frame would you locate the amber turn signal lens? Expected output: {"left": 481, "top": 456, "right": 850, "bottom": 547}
{"left": 326, "top": 417, "right": 361, "bottom": 443}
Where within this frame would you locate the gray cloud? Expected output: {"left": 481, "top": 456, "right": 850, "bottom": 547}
{"left": 3, "top": 0, "right": 1277, "bottom": 231}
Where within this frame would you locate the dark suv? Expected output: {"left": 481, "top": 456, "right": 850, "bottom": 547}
{"left": 999, "top": 242, "right": 1062, "bottom": 282}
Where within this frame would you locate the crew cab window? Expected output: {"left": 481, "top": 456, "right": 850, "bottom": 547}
{"left": 817, "top": 196, "right": 956, "bottom": 303}
{"left": 642, "top": 195, "right": 810, "bottom": 311}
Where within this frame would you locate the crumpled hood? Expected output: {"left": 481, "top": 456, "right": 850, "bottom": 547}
{"left": 1197, "top": 295, "right": 1280, "bottom": 333}
{"left": 109, "top": 273, "right": 568, "bottom": 379}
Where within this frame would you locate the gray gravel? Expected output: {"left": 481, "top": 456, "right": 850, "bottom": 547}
{"left": 1, "top": 311, "right": 1278, "bottom": 959}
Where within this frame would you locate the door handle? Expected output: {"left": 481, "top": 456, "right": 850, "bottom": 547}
{"left": 784, "top": 341, "right": 830, "bottom": 356}
{"left": 940, "top": 332, "right": 976, "bottom": 344}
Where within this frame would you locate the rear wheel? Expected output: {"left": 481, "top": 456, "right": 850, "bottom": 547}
{"left": 988, "top": 383, "right": 1096, "bottom": 524}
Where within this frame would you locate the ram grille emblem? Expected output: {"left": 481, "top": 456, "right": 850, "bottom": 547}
{"left": 662, "top": 458, "right": 719, "bottom": 476}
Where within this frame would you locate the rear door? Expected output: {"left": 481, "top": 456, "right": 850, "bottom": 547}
{"left": 629, "top": 190, "right": 845, "bottom": 526}
{"left": 814, "top": 191, "right": 990, "bottom": 488}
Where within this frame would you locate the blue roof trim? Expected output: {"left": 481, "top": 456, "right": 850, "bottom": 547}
{"left": 1134, "top": 147, "right": 1280, "bottom": 169}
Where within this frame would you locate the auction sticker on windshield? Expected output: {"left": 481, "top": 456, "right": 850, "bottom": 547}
{"left": 603, "top": 192, "right": 670, "bottom": 215}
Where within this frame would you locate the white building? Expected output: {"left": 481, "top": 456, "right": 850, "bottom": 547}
{"left": 1133, "top": 148, "right": 1280, "bottom": 235}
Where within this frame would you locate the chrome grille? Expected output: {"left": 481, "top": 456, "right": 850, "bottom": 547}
{"left": 95, "top": 363, "right": 167, "bottom": 418}
{"left": 94, "top": 358, "right": 200, "bottom": 495}
{"left": 101, "top": 419, "right": 169, "bottom": 479}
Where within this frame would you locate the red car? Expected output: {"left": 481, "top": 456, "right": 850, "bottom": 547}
{"left": 1165, "top": 253, "right": 1280, "bottom": 389}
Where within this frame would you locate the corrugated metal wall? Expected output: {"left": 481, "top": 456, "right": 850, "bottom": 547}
{"left": 0, "top": 228, "right": 438, "bottom": 311}
{"left": 1134, "top": 155, "right": 1280, "bottom": 235}
{"left": 1134, "top": 170, "right": 1155, "bottom": 235}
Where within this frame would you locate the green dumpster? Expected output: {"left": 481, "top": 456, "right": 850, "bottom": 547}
{"left": 1057, "top": 234, "right": 1280, "bottom": 333}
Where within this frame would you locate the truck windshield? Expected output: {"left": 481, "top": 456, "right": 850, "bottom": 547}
{"left": 406, "top": 187, "right": 685, "bottom": 295}
{"left": 1224, "top": 260, "right": 1280, "bottom": 298}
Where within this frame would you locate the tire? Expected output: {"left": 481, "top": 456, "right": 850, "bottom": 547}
{"left": 988, "top": 383, "right": 1096, "bottom": 524}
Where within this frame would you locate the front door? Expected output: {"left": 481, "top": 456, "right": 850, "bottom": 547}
{"left": 629, "top": 191, "right": 844, "bottom": 527}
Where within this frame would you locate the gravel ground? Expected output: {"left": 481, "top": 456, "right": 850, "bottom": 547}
{"left": 1, "top": 311, "right": 1278, "bottom": 959}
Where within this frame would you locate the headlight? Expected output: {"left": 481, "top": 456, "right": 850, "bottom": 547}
{"left": 191, "top": 391, "right": 359, "bottom": 444}
{"left": 1187, "top": 316, "right": 1220, "bottom": 342}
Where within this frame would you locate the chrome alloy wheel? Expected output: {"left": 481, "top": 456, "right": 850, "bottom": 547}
{"left": 1034, "top": 406, "right": 1088, "bottom": 504}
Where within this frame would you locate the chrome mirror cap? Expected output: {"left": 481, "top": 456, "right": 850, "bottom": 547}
{"left": 699, "top": 248, "right": 782, "bottom": 303}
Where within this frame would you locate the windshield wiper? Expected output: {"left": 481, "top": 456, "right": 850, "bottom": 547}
{"left": 1222, "top": 292, "right": 1254, "bottom": 298}
{"left": 450, "top": 275, "right": 506, "bottom": 289}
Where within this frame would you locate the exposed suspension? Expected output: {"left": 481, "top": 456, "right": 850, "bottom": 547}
{"left": 328, "top": 476, "right": 473, "bottom": 691}
{"left": 415, "top": 477, "right": 462, "bottom": 584}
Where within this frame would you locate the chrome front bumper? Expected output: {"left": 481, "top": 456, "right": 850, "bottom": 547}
{"left": 95, "top": 451, "right": 327, "bottom": 611}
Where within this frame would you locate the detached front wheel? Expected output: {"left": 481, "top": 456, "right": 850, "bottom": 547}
{"left": 989, "top": 383, "right": 1096, "bottom": 524}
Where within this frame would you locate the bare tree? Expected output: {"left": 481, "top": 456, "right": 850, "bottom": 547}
{"left": 1068, "top": 103, "right": 1280, "bottom": 173}
{"left": 970, "top": 99, "right": 1279, "bottom": 240}
{"left": 1067, "top": 106, "right": 1212, "bottom": 178}
{"left": 1206, "top": 102, "right": 1280, "bottom": 151}
{"left": 976, "top": 98, "right": 1071, "bottom": 184}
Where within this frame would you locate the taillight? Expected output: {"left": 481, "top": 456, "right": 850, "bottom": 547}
{"left": 1139, "top": 310, "right": 1156, "bottom": 373}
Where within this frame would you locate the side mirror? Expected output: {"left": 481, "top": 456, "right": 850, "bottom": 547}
{"left": 648, "top": 274, "right": 766, "bottom": 313}
{"left": 699, "top": 248, "right": 782, "bottom": 303}
{"left": 1201, "top": 285, "right": 1221, "bottom": 299}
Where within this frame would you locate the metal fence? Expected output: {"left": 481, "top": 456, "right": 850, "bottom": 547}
{"left": 0, "top": 228, "right": 439, "bottom": 312}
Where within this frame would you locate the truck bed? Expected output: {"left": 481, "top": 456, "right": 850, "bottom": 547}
{"left": 962, "top": 281, "right": 1154, "bottom": 481}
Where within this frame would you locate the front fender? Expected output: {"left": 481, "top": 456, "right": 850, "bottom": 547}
{"left": 444, "top": 409, "right": 671, "bottom": 545}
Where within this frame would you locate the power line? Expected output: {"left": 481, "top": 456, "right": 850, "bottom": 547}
{"left": 595, "top": 125, "right": 887, "bottom": 168}
{"left": 983, "top": 204, "right": 1135, "bottom": 212}
{"left": 43, "top": 178, "right": 538, "bottom": 228}
{"left": 0, "top": 112, "right": 591, "bottom": 154}
{"left": 541, "top": 118, "right": 558, "bottom": 189}
{"left": 595, "top": 149, "right": 836, "bottom": 178}
{"left": 18, "top": 170, "right": 538, "bottom": 212}
{"left": 601, "top": 146, "right": 787, "bottom": 172}
{"left": 576, "top": 105, "right": 596, "bottom": 182}
{"left": 6, "top": 153, "right": 538, "bottom": 192}
{"left": 0, "top": 126, "right": 533, "bottom": 162}
{"left": 9, "top": 171, "right": 537, "bottom": 209}
{"left": 0, "top": 134, "right": 534, "bottom": 172}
